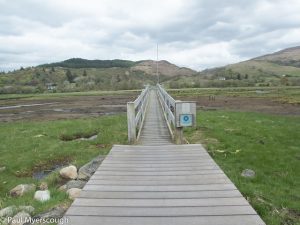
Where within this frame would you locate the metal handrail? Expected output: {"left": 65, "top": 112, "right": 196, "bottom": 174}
{"left": 127, "top": 85, "right": 150, "bottom": 143}
{"left": 157, "top": 84, "right": 176, "bottom": 127}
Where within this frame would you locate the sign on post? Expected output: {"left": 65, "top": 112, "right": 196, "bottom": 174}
{"left": 175, "top": 101, "right": 196, "bottom": 127}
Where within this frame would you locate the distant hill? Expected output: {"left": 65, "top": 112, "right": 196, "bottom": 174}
{"left": 132, "top": 60, "right": 196, "bottom": 77}
{"left": 40, "top": 58, "right": 136, "bottom": 69}
{"left": 0, "top": 58, "right": 197, "bottom": 94}
{"left": 165, "top": 46, "right": 300, "bottom": 88}
{"left": 1, "top": 46, "right": 300, "bottom": 94}
{"left": 254, "top": 46, "right": 300, "bottom": 67}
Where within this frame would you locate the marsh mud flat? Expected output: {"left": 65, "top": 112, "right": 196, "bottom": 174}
{"left": 0, "top": 94, "right": 299, "bottom": 122}
{"left": 180, "top": 96, "right": 300, "bottom": 116}
{"left": 0, "top": 94, "right": 137, "bottom": 122}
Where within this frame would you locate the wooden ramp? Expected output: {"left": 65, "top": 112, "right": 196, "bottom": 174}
{"left": 60, "top": 89, "right": 265, "bottom": 225}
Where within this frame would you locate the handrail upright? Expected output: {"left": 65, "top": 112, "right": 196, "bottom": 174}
{"left": 127, "top": 85, "right": 150, "bottom": 143}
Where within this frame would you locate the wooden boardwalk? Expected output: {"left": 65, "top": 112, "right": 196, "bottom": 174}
{"left": 60, "top": 90, "right": 265, "bottom": 225}
{"left": 138, "top": 89, "right": 172, "bottom": 145}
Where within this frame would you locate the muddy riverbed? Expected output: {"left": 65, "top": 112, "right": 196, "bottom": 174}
{"left": 0, "top": 94, "right": 299, "bottom": 122}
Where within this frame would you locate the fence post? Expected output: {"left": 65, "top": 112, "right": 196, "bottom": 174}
{"left": 127, "top": 102, "right": 136, "bottom": 143}
{"left": 174, "top": 127, "right": 183, "bottom": 144}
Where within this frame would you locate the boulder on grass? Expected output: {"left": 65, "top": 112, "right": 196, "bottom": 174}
{"left": 66, "top": 180, "right": 87, "bottom": 189}
{"left": 9, "top": 184, "right": 36, "bottom": 197}
{"left": 241, "top": 169, "right": 255, "bottom": 178}
{"left": 0, "top": 205, "right": 17, "bottom": 217}
{"left": 67, "top": 188, "right": 81, "bottom": 200}
{"left": 18, "top": 206, "right": 35, "bottom": 215}
{"left": 33, "top": 205, "right": 67, "bottom": 220}
{"left": 58, "top": 184, "right": 67, "bottom": 192}
{"left": 39, "top": 182, "right": 48, "bottom": 191}
{"left": 59, "top": 165, "right": 78, "bottom": 180}
{"left": 9, "top": 211, "right": 31, "bottom": 225}
{"left": 34, "top": 190, "right": 50, "bottom": 202}
{"left": 0, "top": 166, "right": 6, "bottom": 172}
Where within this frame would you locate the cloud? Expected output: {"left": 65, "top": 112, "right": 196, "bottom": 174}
{"left": 0, "top": 0, "right": 300, "bottom": 71}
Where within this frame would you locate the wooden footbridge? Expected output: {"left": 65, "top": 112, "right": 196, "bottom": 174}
{"left": 60, "top": 85, "right": 265, "bottom": 225}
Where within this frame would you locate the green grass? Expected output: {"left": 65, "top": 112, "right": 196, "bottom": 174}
{"left": 0, "top": 114, "right": 127, "bottom": 214}
{"left": 185, "top": 110, "right": 300, "bottom": 225}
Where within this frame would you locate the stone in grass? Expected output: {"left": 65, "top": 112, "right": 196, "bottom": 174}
{"left": 18, "top": 206, "right": 35, "bottom": 215}
{"left": 39, "top": 182, "right": 48, "bottom": 191}
{"left": 65, "top": 180, "right": 87, "bottom": 190}
{"left": 78, "top": 156, "right": 105, "bottom": 180}
{"left": 59, "top": 165, "right": 78, "bottom": 180}
{"left": 0, "top": 217, "right": 9, "bottom": 225}
{"left": 58, "top": 184, "right": 67, "bottom": 192}
{"left": 9, "top": 184, "right": 36, "bottom": 197}
{"left": 0, "top": 166, "right": 6, "bottom": 172}
{"left": 10, "top": 211, "right": 31, "bottom": 225}
{"left": 0, "top": 205, "right": 17, "bottom": 217}
{"left": 67, "top": 188, "right": 81, "bottom": 200}
{"left": 241, "top": 169, "right": 256, "bottom": 178}
{"left": 33, "top": 205, "right": 67, "bottom": 220}
{"left": 34, "top": 190, "right": 51, "bottom": 202}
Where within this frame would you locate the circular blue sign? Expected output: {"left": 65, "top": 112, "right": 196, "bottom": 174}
{"left": 183, "top": 116, "right": 189, "bottom": 121}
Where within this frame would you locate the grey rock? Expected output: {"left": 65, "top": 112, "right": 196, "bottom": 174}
{"left": 33, "top": 206, "right": 66, "bottom": 220}
{"left": 0, "top": 217, "right": 9, "bottom": 225}
{"left": 58, "top": 184, "right": 67, "bottom": 192}
{"left": 10, "top": 211, "right": 31, "bottom": 225}
{"left": 0, "top": 166, "right": 6, "bottom": 172}
{"left": 34, "top": 190, "right": 50, "bottom": 202}
{"left": 78, "top": 156, "right": 105, "bottom": 180}
{"left": 67, "top": 188, "right": 81, "bottom": 200}
{"left": 66, "top": 180, "right": 87, "bottom": 189}
{"left": 39, "top": 182, "right": 48, "bottom": 191}
{"left": 79, "top": 135, "right": 98, "bottom": 141}
{"left": 0, "top": 205, "right": 17, "bottom": 217}
{"left": 18, "top": 206, "right": 35, "bottom": 215}
{"left": 59, "top": 165, "right": 78, "bottom": 180}
{"left": 9, "top": 184, "right": 36, "bottom": 197}
{"left": 241, "top": 169, "right": 256, "bottom": 178}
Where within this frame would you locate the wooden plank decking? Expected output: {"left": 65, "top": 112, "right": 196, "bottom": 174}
{"left": 138, "top": 89, "right": 173, "bottom": 145}
{"left": 60, "top": 89, "right": 265, "bottom": 225}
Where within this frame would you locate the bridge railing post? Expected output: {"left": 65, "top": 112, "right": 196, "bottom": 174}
{"left": 127, "top": 102, "right": 136, "bottom": 143}
{"left": 127, "top": 85, "right": 150, "bottom": 144}
{"left": 174, "top": 127, "right": 183, "bottom": 144}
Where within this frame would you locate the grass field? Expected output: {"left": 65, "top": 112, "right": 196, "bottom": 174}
{"left": 0, "top": 87, "right": 299, "bottom": 225}
{"left": 0, "top": 114, "right": 127, "bottom": 214}
{"left": 185, "top": 110, "right": 300, "bottom": 225}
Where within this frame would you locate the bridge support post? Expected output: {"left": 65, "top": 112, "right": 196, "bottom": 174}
{"left": 127, "top": 102, "right": 136, "bottom": 144}
{"left": 174, "top": 127, "right": 184, "bottom": 144}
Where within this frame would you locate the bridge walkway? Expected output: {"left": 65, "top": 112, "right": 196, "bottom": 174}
{"left": 60, "top": 87, "right": 265, "bottom": 225}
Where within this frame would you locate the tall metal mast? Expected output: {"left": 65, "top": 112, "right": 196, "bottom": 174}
{"left": 156, "top": 43, "right": 159, "bottom": 84}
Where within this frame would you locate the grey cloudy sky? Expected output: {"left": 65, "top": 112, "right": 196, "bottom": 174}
{"left": 1, "top": 0, "right": 300, "bottom": 71}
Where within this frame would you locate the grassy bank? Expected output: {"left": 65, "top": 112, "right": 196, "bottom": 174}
{"left": 185, "top": 110, "right": 300, "bottom": 225}
{"left": 0, "top": 114, "right": 127, "bottom": 214}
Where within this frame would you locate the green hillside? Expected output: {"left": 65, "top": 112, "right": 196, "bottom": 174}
{"left": 0, "top": 59, "right": 194, "bottom": 94}
{"left": 39, "top": 58, "right": 136, "bottom": 69}
{"left": 0, "top": 66, "right": 157, "bottom": 94}
{"left": 1, "top": 46, "right": 300, "bottom": 94}
{"left": 165, "top": 46, "right": 300, "bottom": 88}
